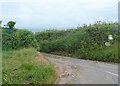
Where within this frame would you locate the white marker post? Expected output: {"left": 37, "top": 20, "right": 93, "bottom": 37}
{"left": 108, "top": 35, "right": 113, "bottom": 40}
{"left": 105, "top": 35, "right": 113, "bottom": 47}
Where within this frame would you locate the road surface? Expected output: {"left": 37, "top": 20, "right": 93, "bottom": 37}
{"left": 43, "top": 53, "right": 118, "bottom": 84}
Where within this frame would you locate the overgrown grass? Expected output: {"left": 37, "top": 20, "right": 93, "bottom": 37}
{"left": 2, "top": 48, "right": 55, "bottom": 84}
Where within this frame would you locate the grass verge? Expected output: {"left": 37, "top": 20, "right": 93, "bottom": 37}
{"left": 2, "top": 48, "right": 56, "bottom": 84}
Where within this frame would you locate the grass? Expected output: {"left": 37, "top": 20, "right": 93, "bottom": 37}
{"left": 0, "top": 52, "right": 2, "bottom": 85}
{"left": 0, "top": 27, "right": 2, "bottom": 85}
{"left": 2, "top": 48, "right": 56, "bottom": 84}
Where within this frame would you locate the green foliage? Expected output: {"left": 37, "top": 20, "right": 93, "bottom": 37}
{"left": 0, "top": 21, "right": 2, "bottom": 26}
{"left": 2, "top": 21, "right": 118, "bottom": 62}
{"left": 7, "top": 21, "right": 16, "bottom": 30}
{"left": 2, "top": 29, "right": 38, "bottom": 50}
{"left": 35, "top": 29, "right": 72, "bottom": 42}
{"left": 35, "top": 22, "right": 119, "bottom": 63}
{"left": 3, "top": 48, "right": 55, "bottom": 84}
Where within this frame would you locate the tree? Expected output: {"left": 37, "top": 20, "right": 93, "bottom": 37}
{"left": 0, "top": 21, "right": 2, "bottom": 27}
{"left": 7, "top": 21, "right": 16, "bottom": 30}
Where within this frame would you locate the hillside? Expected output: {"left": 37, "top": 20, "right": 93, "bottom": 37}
{"left": 35, "top": 22, "right": 119, "bottom": 62}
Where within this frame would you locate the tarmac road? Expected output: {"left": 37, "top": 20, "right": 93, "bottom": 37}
{"left": 43, "top": 53, "right": 118, "bottom": 84}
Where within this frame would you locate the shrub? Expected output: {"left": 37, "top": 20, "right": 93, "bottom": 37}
{"left": 2, "top": 29, "right": 38, "bottom": 50}
{"left": 35, "top": 22, "right": 119, "bottom": 62}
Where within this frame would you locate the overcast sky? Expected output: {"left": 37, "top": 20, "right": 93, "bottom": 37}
{"left": 0, "top": 0, "right": 119, "bottom": 32}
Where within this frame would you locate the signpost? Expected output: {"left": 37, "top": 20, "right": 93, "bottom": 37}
{"left": 105, "top": 35, "right": 113, "bottom": 47}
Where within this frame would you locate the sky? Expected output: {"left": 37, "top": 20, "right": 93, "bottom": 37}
{"left": 0, "top": 0, "right": 119, "bottom": 32}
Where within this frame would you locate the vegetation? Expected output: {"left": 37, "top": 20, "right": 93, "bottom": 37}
{"left": 3, "top": 48, "right": 55, "bottom": 84}
{"left": 0, "top": 51, "right": 1, "bottom": 84}
{"left": 2, "top": 21, "right": 55, "bottom": 84}
{"left": 1, "top": 20, "right": 119, "bottom": 84}
{"left": 35, "top": 22, "right": 119, "bottom": 63}
{"left": 2, "top": 28, "right": 38, "bottom": 50}
{"left": 6, "top": 21, "right": 16, "bottom": 30}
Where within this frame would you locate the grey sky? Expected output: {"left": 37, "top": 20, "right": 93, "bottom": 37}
{"left": 0, "top": 0, "right": 119, "bottom": 32}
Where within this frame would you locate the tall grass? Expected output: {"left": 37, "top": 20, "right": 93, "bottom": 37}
{"left": 2, "top": 48, "right": 55, "bottom": 84}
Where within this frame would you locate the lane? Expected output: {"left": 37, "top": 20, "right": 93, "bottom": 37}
{"left": 43, "top": 53, "right": 118, "bottom": 84}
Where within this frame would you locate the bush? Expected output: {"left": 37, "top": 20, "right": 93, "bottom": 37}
{"left": 2, "top": 29, "right": 38, "bottom": 50}
{"left": 35, "top": 22, "right": 119, "bottom": 62}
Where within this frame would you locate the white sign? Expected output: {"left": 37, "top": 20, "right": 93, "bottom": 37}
{"left": 105, "top": 42, "right": 111, "bottom": 46}
{"left": 108, "top": 35, "right": 113, "bottom": 40}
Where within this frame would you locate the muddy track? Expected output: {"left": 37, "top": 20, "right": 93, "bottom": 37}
{"left": 43, "top": 53, "right": 118, "bottom": 84}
